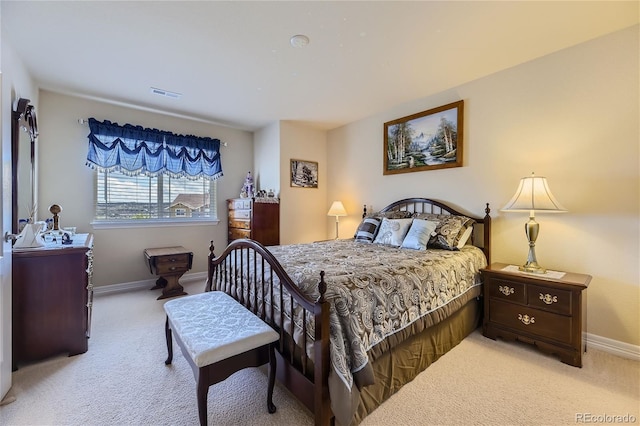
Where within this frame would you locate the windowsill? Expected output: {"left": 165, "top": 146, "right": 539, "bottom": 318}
{"left": 90, "top": 218, "right": 220, "bottom": 230}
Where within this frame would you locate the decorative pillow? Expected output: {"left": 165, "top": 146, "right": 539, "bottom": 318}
{"left": 412, "top": 213, "right": 475, "bottom": 250}
{"left": 456, "top": 225, "right": 474, "bottom": 249}
{"left": 373, "top": 218, "right": 413, "bottom": 247}
{"left": 401, "top": 219, "right": 439, "bottom": 250}
{"left": 354, "top": 217, "right": 382, "bottom": 243}
{"left": 368, "top": 210, "right": 413, "bottom": 219}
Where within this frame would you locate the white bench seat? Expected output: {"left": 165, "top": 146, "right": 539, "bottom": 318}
{"left": 164, "top": 291, "right": 278, "bottom": 426}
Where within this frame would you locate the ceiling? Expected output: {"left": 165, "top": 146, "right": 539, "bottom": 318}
{"left": 2, "top": 1, "right": 638, "bottom": 131}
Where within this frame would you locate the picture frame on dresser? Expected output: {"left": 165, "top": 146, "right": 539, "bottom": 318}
{"left": 383, "top": 100, "right": 464, "bottom": 175}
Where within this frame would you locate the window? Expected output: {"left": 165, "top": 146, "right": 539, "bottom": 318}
{"left": 86, "top": 118, "right": 223, "bottom": 225}
{"left": 95, "top": 171, "right": 217, "bottom": 222}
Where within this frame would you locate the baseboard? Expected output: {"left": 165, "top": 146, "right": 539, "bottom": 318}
{"left": 93, "top": 271, "right": 208, "bottom": 296}
{"left": 586, "top": 332, "right": 640, "bottom": 361}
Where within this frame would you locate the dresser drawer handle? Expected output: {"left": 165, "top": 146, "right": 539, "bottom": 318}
{"left": 539, "top": 293, "right": 558, "bottom": 305}
{"left": 518, "top": 313, "right": 535, "bottom": 325}
{"left": 499, "top": 285, "right": 514, "bottom": 296}
{"left": 169, "top": 266, "right": 176, "bottom": 271}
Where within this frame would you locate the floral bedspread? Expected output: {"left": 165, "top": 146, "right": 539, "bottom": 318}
{"left": 263, "top": 239, "right": 487, "bottom": 392}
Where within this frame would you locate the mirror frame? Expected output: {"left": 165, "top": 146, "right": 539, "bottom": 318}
{"left": 12, "top": 98, "right": 38, "bottom": 234}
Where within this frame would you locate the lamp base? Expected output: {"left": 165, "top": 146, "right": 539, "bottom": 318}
{"left": 518, "top": 263, "right": 546, "bottom": 274}
{"left": 520, "top": 216, "right": 546, "bottom": 274}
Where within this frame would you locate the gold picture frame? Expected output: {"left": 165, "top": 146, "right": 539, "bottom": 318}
{"left": 383, "top": 100, "right": 463, "bottom": 175}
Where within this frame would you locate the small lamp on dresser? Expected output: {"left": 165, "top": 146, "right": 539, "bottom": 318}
{"left": 327, "top": 201, "right": 347, "bottom": 239}
{"left": 501, "top": 172, "right": 566, "bottom": 273}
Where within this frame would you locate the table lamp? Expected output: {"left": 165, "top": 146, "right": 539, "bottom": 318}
{"left": 327, "top": 201, "right": 347, "bottom": 239}
{"left": 501, "top": 173, "right": 566, "bottom": 273}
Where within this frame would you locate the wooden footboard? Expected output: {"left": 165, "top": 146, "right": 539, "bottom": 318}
{"left": 206, "top": 239, "right": 333, "bottom": 426}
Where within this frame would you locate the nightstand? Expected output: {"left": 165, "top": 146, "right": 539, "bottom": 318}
{"left": 481, "top": 262, "right": 591, "bottom": 367}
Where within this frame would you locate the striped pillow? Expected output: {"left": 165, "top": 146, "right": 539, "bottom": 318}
{"left": 354, "top": 217, "right": 381, "bottom": 243}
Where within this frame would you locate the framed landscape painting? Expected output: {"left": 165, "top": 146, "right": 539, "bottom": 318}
{"left": 290, "top": 159, "right": 318, "bottom": 188}
{"left": 383, "top": 100, "right": 464, "bottom": 175}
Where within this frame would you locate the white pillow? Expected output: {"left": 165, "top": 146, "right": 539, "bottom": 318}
{"left": 456, "top": 225, "right": 473, "bottom": 249}
{"left": 373, "top": 218, "right": 413, "bottom": 247}
{"left": 401, "top": 219, "right": 439, "bottom": 250}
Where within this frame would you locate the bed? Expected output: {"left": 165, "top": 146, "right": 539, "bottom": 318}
{"left": 206, "top": 198, "right": 491, "bottom": 425}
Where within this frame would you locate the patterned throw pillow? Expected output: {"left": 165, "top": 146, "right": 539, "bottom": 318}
{"left": 373, "top": 218, "right": 413, "bottom": 247}
{"left": 412, "top": 213, "right": 475, "bottom": 250}
{"left": 354, "top": 217, "right": 382, "bottom": 243}
{"left": 401, "top": 219, "right": 439, "bottom": 250}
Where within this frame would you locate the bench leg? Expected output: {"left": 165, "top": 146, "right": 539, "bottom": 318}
{"left": 197, "top": 375, "right": 209, "bottom": 426}
{"left": 267, "top": 343, "right": 277, "bottom": 414}
{"left": 164, "top": 316, "right": 173, "bottom": 365}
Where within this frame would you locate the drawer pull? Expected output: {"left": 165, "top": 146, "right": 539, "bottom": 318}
{"left": 499, "top": 285, "right": 515, "bottom": 296}
{"left": 518, "top": 313, "right": 535, "bottom": 325}
{"left": 539, "top": 293, "right": 558, "bottom": 305}
{"left": 169, "top": 266, "right": 176, "bottom": 271}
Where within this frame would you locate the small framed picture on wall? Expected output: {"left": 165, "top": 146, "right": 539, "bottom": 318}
{"left": 290, "top": 159, "right": 318, "bottom": 188}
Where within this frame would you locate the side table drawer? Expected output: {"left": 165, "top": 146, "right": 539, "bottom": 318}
{"left": 528, "top": 284, "right": 572, "bottom": 315}
{"left": 489, "top": 299, "right": 572, "bottom": 344}
{"left": 487, "top": 279, "right": 526, "bottom": 304}
{"left": 155, "top": 254, "right": 191, "bottom": 275}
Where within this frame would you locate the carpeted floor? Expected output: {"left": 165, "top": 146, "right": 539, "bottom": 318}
{"left": 1, "top": 280, "right": 638, "bottom": 425}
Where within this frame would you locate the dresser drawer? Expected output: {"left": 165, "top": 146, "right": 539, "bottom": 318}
{"left": 528, "top": 284, "right": 571, "bottom": 315}
{"left": 228, "top": 218, "right": 250, "bottom": 229}
{"left": 489, "top": 299, "right": 572, "bottom": 344}
{"left": 230, "top": 209, "right": 251, "bottom": 220}
{"left": 229, "top": 199, "right": 252, "bottom": 210}
{"left": 487, "top": 279, "right": 526, "bottom": 304}
{"left": 229, "top": 228, "right": 251, "bottom": 241}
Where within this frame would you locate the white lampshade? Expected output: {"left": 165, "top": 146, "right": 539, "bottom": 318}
{"left": 327, "top": 201, "right": 347, "bottom": 217}
{"left": 501, "top": 173, "right": 567, "bottom": 214}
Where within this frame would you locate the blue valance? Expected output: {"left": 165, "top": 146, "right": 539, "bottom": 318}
{"left": 85, "top": 118, "right": 223, "bottom": 180}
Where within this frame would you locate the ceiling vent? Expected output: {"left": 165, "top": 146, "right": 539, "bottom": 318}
{"left": 150, "top": 87, "right": 182, "bottom": 99}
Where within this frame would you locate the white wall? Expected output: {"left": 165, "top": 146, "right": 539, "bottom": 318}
{"left": 254, "top": 122, "right": 281, "bottom": 196}
{"left": 37, "top": 90, "right": 254, "bottom": 287}
{"left": 327, "top": 25, "right": 640, "bottom": 346}
{"left": 278, "top": 121, "right": 328, "bottom": 244}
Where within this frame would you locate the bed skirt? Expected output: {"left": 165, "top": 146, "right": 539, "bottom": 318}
{"left": 351, "top": 297, "right": 482, "bottom": 425}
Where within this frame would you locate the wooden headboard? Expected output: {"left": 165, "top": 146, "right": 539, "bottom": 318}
{"left": 365, "top": 198, "right": 491, "bottom": 264}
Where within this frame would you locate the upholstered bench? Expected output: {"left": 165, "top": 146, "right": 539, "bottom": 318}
{"left": 164, "top": 291, "right": 279, "bottom": 426}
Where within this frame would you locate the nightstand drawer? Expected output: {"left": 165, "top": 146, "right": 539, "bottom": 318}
{"left": 489, "top": 299, "right": 572, "bottom": 344}
{"left": 528, "top": 284, "right": 572, "bottom": 315}
{"left": 487, "top": 279, "right": 526, "bottom": 304}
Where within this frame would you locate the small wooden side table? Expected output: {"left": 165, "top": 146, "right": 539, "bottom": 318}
{"left": 144, "top": 246, "right": 193, "bottom": 300}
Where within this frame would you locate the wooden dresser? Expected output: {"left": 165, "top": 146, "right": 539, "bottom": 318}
{"left": 12, "top": 233, "right": 94, "bottom": 370}
{"left": 227, "top": 198, "right": 279, "bottom": 246}
{"left": 482, "top": 262, "right": 590, "bottom": 367}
